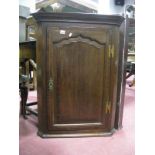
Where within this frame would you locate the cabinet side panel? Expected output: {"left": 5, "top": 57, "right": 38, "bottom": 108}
{"left": 115, "top": 18, "right": 129, "bottom": 129}
{"left": 109, "top": 28, "right": 120, "bottom": 130}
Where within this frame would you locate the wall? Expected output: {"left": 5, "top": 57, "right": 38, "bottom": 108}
{"left": 19, "top": 17, "right": 26, "bottom": 42}
{"left": 19, "top": 0, "right": 35, "bottom": 42}
{"left": 98, "top": 0, "right": 134, "bottom": 14}
{"left": 19, "top": 0, "right": 35, "bottom": 13}
{"left": 19, "top": 5, "right": 30, "bottom": 42}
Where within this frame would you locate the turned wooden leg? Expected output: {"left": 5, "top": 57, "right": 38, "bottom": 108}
{"left": 126, "top": 71, "right": 134, "bottom": 79}
{"left": 20, "top": 85, "right": 28, "bottom": 119}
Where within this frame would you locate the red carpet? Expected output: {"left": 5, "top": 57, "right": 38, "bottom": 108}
{"left": 19, "top": 79, "right": 135, "bottom": 155}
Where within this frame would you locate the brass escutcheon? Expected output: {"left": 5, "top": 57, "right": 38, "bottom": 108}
{"left": 49, "top": 77, "right": 54, "bottom": 91}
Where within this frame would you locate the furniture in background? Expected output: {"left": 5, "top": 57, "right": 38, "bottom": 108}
{"left": 126, "top": 61, "right": 135, "bottom": 86}
{"left": 126, "top": 17, "right": 135, "bottom": 87}
{"left": 25, "top": 16, "right": 37, "bottom": 41}
{"left": 126, "top": 50, "right": 135, "bottom": 78}
{"left": 19, "top": 9, "right": 38, "bottom": 118}
{"left": 32, "top": 12, "right": 128, "bottom": 138}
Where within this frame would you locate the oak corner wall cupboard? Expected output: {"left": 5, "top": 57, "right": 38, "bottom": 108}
{"left": 32, "top": 12, "right": 127, "bottom": 138}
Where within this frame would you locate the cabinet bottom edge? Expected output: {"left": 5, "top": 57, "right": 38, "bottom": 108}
{"left": 37, "top": 129, "right": 116, "bottom": 138}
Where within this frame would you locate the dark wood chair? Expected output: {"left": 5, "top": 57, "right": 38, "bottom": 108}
{"left": 19, "top": 59, "right": 38, "bottom": 119}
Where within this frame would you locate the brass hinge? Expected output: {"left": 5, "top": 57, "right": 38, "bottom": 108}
{"left": 108, "top": 44, "right": 114, "bottom": 58}
{"left": 105, "top": 101, "right": 111, "bottom": 114}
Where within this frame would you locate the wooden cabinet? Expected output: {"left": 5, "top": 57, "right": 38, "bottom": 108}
{"left": 32, "top": 12, "right": 126, "bottom": 137}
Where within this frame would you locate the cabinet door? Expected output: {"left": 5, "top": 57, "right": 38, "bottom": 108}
{"left": 46, "top": 26, "right": 112, "bottom": 132}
